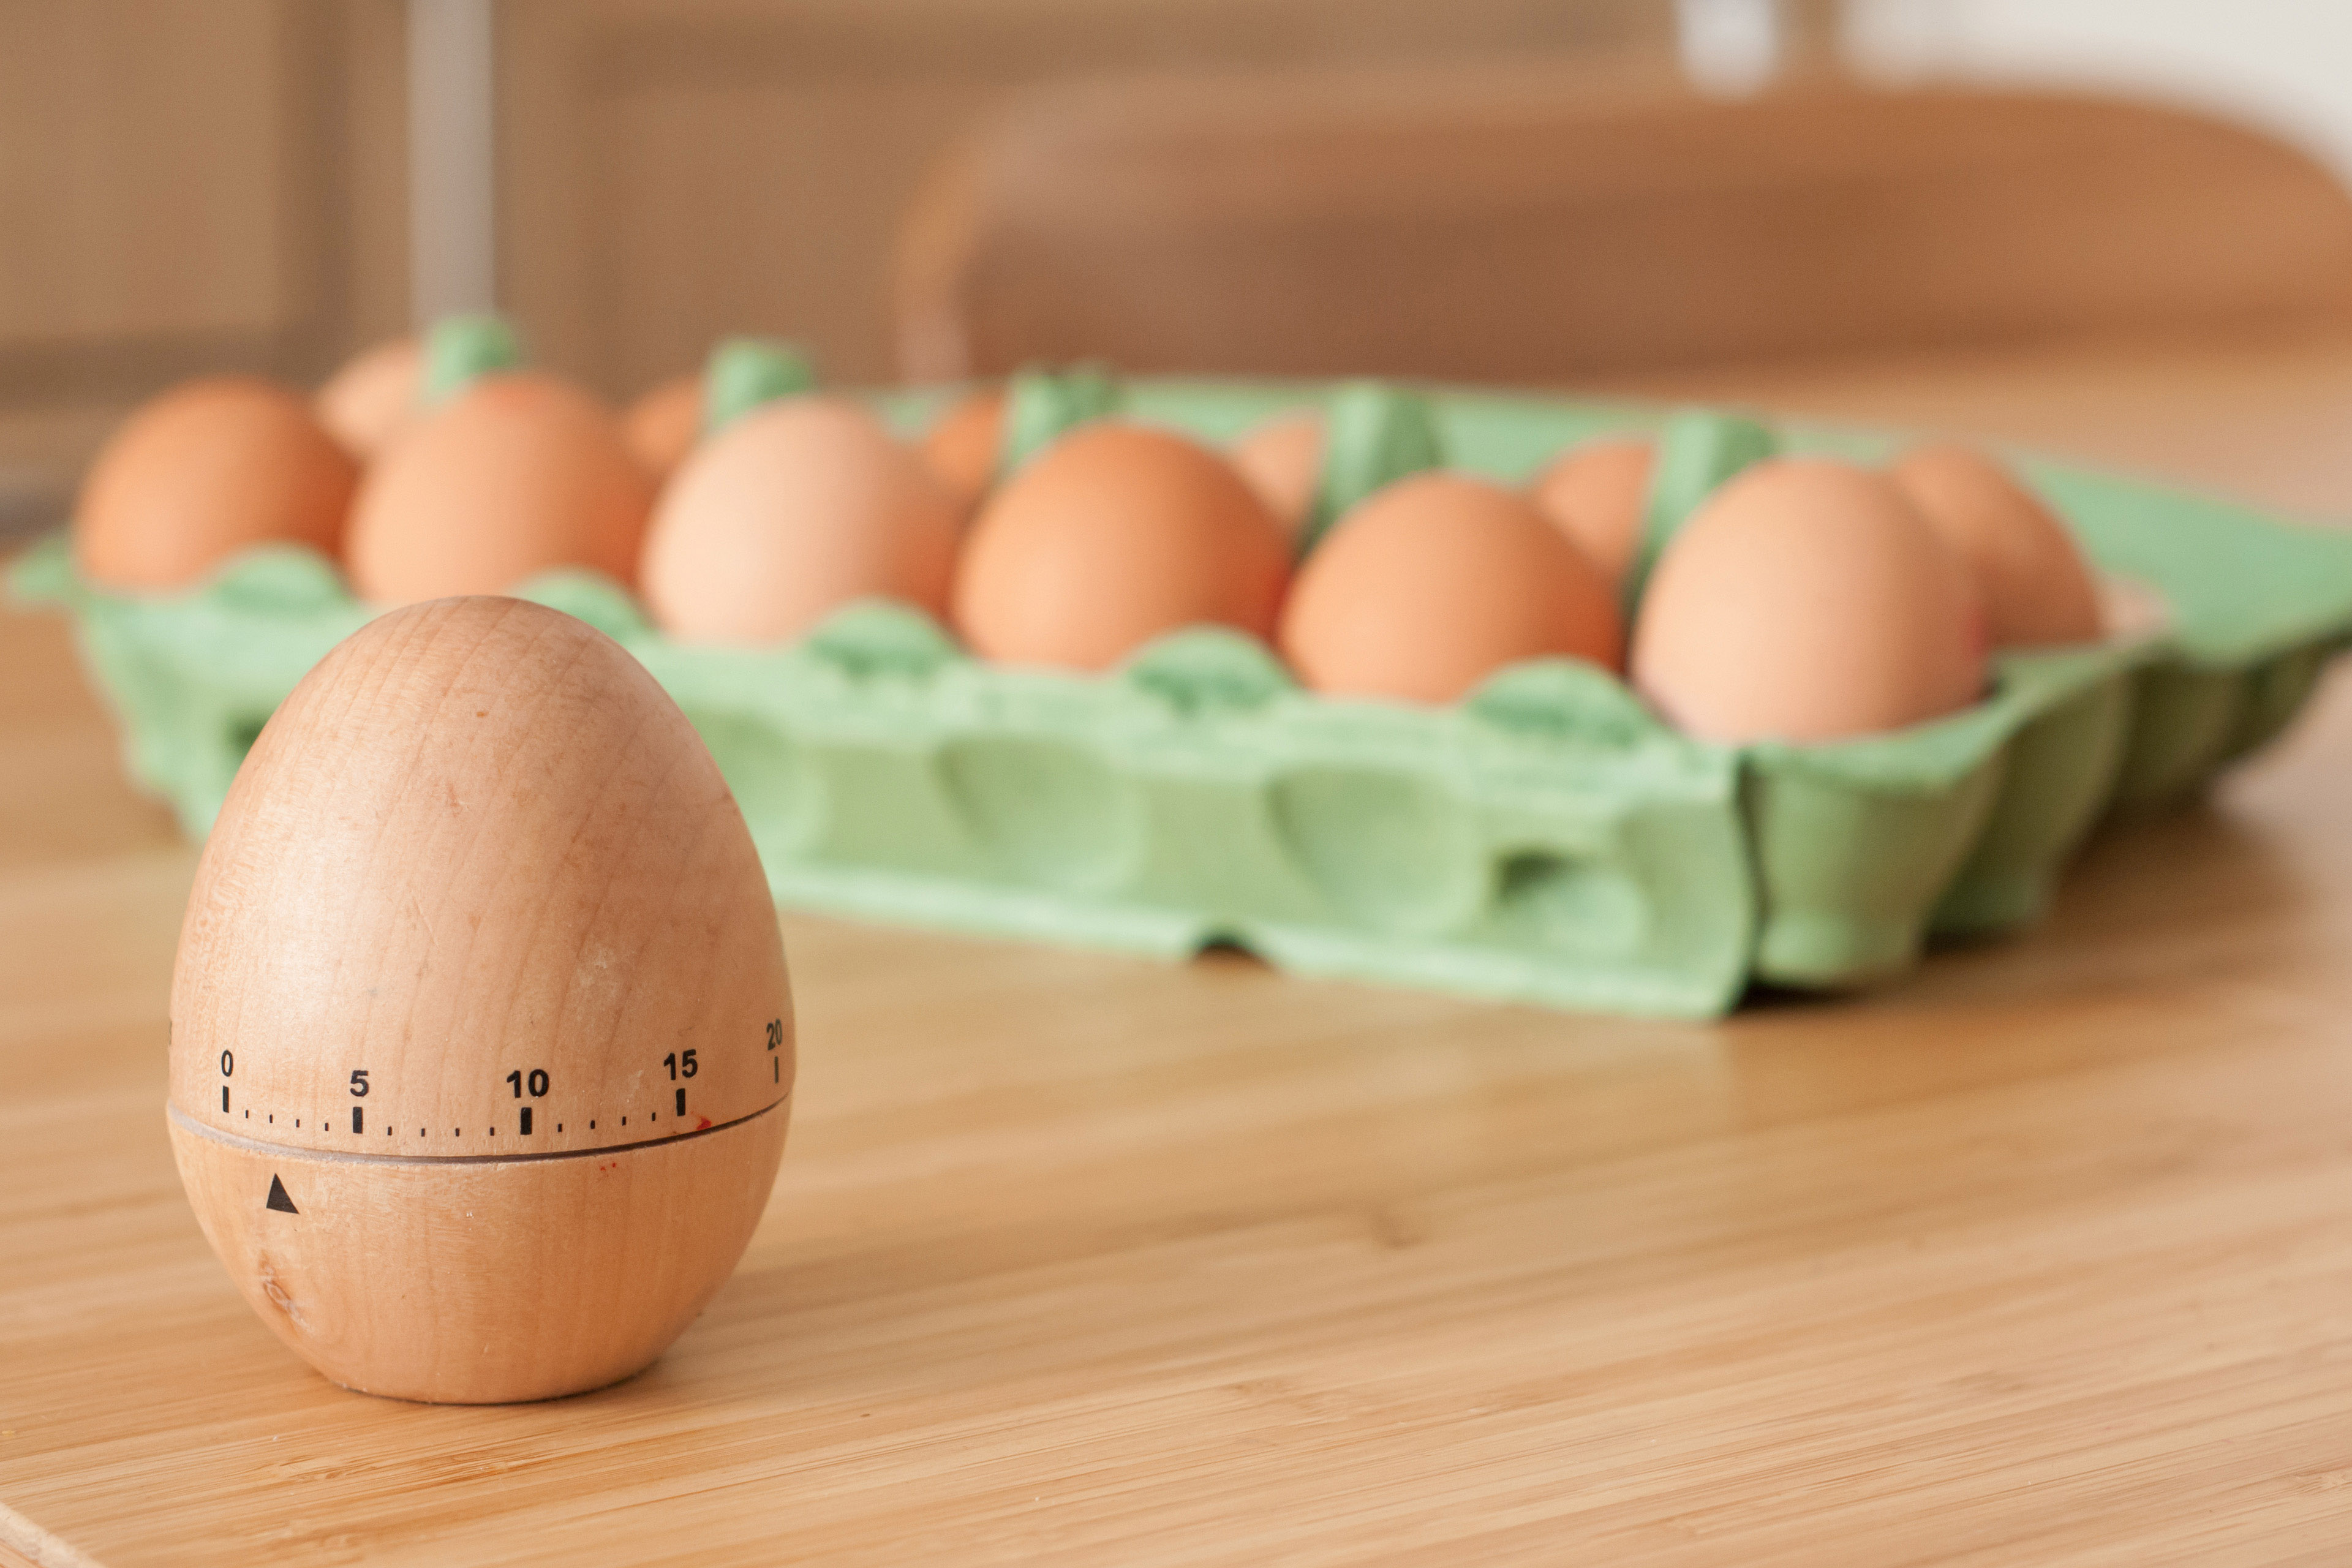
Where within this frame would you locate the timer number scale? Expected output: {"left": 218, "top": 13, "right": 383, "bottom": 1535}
{"left": 211, "top": 1018, "right": 787, "bottom": 1145}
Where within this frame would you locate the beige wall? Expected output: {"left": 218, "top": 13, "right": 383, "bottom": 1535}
{"left": 0, "top": 0, "right": 407, "bottom": 527}
{"left": 0, "top": 0, "right": 1680, "bottom": 526}
{"left": 494, "top": 0, "right": 1681, "bottom": 397}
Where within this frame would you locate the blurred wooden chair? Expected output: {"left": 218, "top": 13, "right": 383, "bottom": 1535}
{"left": 894, "top": 64, "right": 2352, "bottom": 384}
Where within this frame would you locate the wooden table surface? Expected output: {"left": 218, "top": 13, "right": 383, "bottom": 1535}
{"left": 10, "top": 337, "right": 2352, "bottom": 1567}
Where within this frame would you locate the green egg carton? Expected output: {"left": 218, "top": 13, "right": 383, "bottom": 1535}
{"left": 16, "top": 381, "right": 2352, "bottom": 1017}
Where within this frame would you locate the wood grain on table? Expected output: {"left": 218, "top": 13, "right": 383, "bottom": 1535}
{"left": 10, "top": 342, "right": 2352, "bottom": 1566}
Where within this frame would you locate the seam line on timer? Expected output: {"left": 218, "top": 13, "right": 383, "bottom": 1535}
{"left": 168, "top": 1095, "right": 788, "bottom": 1167}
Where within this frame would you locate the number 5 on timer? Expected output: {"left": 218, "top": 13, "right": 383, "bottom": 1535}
{"left": 166, "top": 598, "right": 796, "bottom": 1403}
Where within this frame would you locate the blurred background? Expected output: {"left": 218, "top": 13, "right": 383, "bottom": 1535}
{"left": 7, "top": 0, "right": 2352, "bottom": 537}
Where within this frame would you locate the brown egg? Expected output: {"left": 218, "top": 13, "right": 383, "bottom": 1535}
{"left": 624, "top": 373, "right": 703, "bottom": 479}
{"left": 1231, "top": 411, "right": 1324, "bottom": 537}
{"left": 1280, "top": 473, "right": 1623, "bottom": 704}
{"left": 168, "top": 597, "right": 791, "bottom": 1402}
{"left": 641, "top": 397, "right": 962, "bottom": 644}
{"left": 1632, "top": 458, "right": 1985, "bottom": 744}
{"left": 920, "top": 388, "right": 1006, "bottom": 516}
{"left": 77, "top": 376, "right": 358, "bottom": 592}
{"left": 345, "top": 372, "right": 654, "bottom": 603}
{"left": 1891, "top": 443, "right": 2104, "bottom": 647}
{"left": 954, "top": 423, "right": 1291, "bottom": 671}
{"left": 315, "top": 339, "right": 422, "bottom": 461}
{"left": 1529, "top": 437, "right": 1653, "bottom": 583}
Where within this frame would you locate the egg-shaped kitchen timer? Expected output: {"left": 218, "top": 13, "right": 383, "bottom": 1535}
{"left": 167, "top": 597, "right": 794, "bottom": 1403}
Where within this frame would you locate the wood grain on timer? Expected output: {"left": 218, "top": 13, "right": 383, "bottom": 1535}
{"left": 166, "top": 597, "right": 794, "bottom": 1403}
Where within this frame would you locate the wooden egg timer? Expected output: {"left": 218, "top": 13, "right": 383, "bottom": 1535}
{"left": 167, "top": 597, "right": 794, "bottom": 1403}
